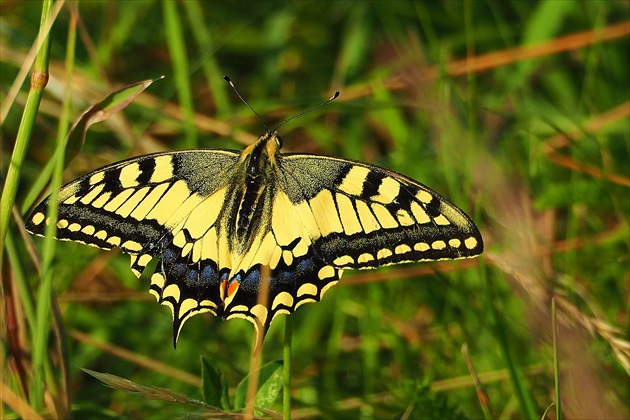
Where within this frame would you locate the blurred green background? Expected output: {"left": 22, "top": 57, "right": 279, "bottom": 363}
{"left": 1, "top": 1, "right": 628, "bottom": 418}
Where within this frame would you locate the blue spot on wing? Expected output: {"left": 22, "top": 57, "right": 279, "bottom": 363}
{"left": 150, "top": 239, "right": 341, "bottom": 345}
{"left": 235, "top": 253, "right": 319, "bottom": 294}
{"left": 201, "top": 265, "right": 218, "bottom": 284}
{"left": 151, "top": 243, "right": 224, "bottom": 347}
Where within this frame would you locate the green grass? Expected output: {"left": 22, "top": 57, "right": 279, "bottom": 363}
{"left": 2, "top": 1, "right": 629, "bottom": 418}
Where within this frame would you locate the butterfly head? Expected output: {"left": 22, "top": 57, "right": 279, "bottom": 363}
{"left": 265, "top": 130, "right": 283, "bottom": 153}
{"left": 241, "top": 131, "right": 283, "bottom": 169}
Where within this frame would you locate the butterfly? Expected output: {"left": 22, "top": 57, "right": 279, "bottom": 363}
{"left": 26, "top": 89, "right": 483, "bottom": 348}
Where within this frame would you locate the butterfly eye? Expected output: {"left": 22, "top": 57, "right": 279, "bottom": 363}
{"left": 276, "top": 135, "right": 283, "bottom": 149}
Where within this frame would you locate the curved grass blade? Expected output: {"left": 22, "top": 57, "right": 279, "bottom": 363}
{"left": 81, "top": 368, "right": 240, "bottom": 417}
{"left": 21, "top": 76, "right": 164, "bottom": 213}
{"left": 65, "top": 76, "right": 165, "bottom": 164}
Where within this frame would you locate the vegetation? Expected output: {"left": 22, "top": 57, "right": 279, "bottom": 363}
{"left": 1, "top": 1, "right": 628, "bottom": 418}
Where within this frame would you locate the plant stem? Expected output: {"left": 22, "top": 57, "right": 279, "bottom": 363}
{"left": 162, "top": 0, "right": 197, "bottom": 148}
{"left": 283, "top": 315, "right": 293, "bottom": 420}
{"left": 2, "top": 0, "right": 54, "bottom": 412}
{"left": 484, "top": 272, "right": 537, "bottom": 419}
{"left": 552, "top": 297, "right": 562, "bottom": 420}
{"left": 0, "top": 0, "right": 54, "bottom": 263}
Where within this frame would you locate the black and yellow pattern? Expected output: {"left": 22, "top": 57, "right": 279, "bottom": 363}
{"left": 26, "top": 131, "right": 483, "bottom": 345}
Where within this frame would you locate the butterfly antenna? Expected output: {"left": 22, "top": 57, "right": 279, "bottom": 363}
{"left": 223, "top": 76, "right": 269, "bottom": 132}
{"left": 273, "top": 90, "right": 340, "bottom": 132}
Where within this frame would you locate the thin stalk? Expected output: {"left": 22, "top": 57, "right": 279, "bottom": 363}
{"left": 1, "top": 0, "right": 54, "bottom": 410}
{"left": 0, "top": 0, "right": 63, "bottom": 124}
{"left": 552, "top": 298, "right": 562, "bottom": 420}
{"left": 52, "top": 7, "right": 79, "bottom": 416}
{"left": 4, "top": 231, "right": 36, "bottom": 328}
{"left": 484, "top": 273, "right": 537, "bottom": 419}
{"left": 7, "top": 215, "right": 57, "bottom": 415}
{"left": 182, "top": 0, "right": 231, "bottom": 117}
{"left": 283, "top": 315, "right": 293, "bottom": 420}
{"left": 244, "top": 266, "right": 270, "bottom": 419}
{"left": 461, "top": 343, "right": 493, "bottom": 419}
{"left": 244, "top": 344, "right": 262, "bottom": 420}
{"left": 32, "top": 1, "right": 76, "bottom": 411}
{"left": 0, "top": 0, "right": 54, "bottom": 264}
{"left": 162, "top": 0, "right": 197, "bottom": 148}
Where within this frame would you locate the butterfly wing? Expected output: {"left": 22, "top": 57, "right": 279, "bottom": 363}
{"left": 26, "top": 149, "right": 240, "bottom": 342}
{"left": 278, "top": 154, "right": 483, "bottom": 268}
{"left": 218, "top": 153, "right": 483, "bottom": 336}
{"left": 26, "top": 147, "right": 483, "bottom": 346}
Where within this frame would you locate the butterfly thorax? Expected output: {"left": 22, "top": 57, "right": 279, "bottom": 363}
{"left": 225, "top": 132, "right": 281, "bottom": 254}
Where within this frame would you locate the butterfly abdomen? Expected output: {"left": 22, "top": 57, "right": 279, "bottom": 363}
{"left": 228, "top": 135, "right": 280, "bottom": 250}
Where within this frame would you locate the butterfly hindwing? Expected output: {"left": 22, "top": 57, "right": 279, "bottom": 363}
{"left": 150, "top": 241, "right": 225, "bottom": 345}
{"left": 220, "top": 256, "right": 343, "bottom": 341}
{"left": 219, "top": 186, "right": 344, "bottom": 336}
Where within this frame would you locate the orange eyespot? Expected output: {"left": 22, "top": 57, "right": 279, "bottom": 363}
{"left": 227, "top": 280, "right": 239, "bottom": 297}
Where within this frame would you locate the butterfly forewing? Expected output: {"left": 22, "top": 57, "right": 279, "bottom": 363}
{"left": 27, "top": 150, "right": 241, "bottom": 245}
{"left": 26, "top": 150, "right": 240, "bottom": 326}
{"left": 278, "top": 155, "right": 483, "bottom": 269}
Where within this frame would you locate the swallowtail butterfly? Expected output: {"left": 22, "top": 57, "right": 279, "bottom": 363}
{"left": 26, "top": 87, "right": 483, "bottom": 347}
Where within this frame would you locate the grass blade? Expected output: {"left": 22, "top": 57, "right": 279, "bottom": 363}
{"left": 283, "top": 315, "right": 293, "bottom": 420}
{"left": 162, "top": 0, "right": 197, "bottom": 148}
{"left": 552, "top": 297, "right": 562, "bottom": 420}
{"left": 32, "top": 2, "right": 77, "bottom": 412}
{"left": 0, "top": 0, "right": 54, "bottom": 259}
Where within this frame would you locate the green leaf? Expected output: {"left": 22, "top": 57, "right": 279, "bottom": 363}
{"left": 65, "top": 76, "right": 164, "bottom": 164}
{"left": 508, "top": 0, "right": 575, "bottom": 91}
{"left": 201, "top": 356, "right": 231, "bottom": 410}
{"left": 20, "top": 76, "right": 164, "bottom": 214}
{"left": 234, "top": 360, "right": 283, "bottom": 412}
